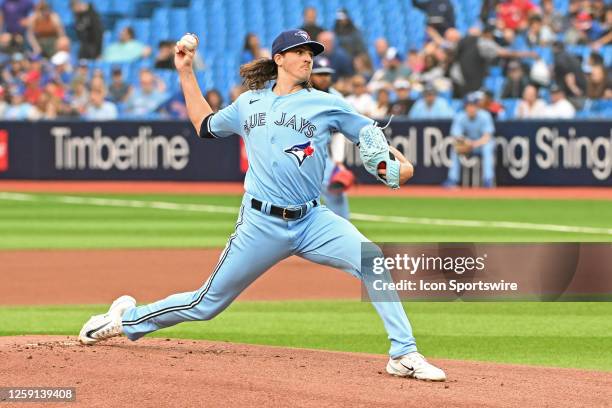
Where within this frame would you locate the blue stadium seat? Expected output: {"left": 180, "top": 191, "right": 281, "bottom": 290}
{"left": 151, "top": 8, "right": 170, "bottom": 27}
{"left": 154, "top": 69, "right": 180, "bottom": 94}
{"left": 533, "top": 46, "right": 553, "bottom": 66}
{"left": 134, "top": 0, "right": 162, "bottom": 18}
{"left": 502, "top": 99, "right": 519, "bottom": 118}
{"left": 110, "top": 0, "right": 135, "bottom": 16}
{"left": 132, "top": 19, "right": 152, "bottom": 45}
{"left": 169, "top": 8, "right": 189, "bottom": 40}
{"left": 150, "top": 8, "right": 171, "bottom": 41}
{"left": 484, "top": 76, "right": 504, "bottom": 98}
{"left": 567, "top": 45, "right": 588, "bottom": 61}
{"left": 512, "top": 34, "right": 529, "bottom": 51}
{"left": 196, "top": 70, "right": 215, "bottom": 93}
{"left": 591, "top": 99, "right": 612, "bottom": 113}
{"left": 100, "top": 13, "right": 122, "bottom": 32}
{"left": 553, "top": 0, "right": 569, "bottom": 14}
{"left": 602, "top": 46, "right": 612, "bottom": 67}
{"left": 489, "top": 66, "right": 503, "bottom": 78}
{"left": 92, "top": 0, "right": 113, "bottom": 15}
{"left": 170, "top": 0, "right": 191, "bottom": 6}
{"left": 451, "top": 99, "right": 463, "bottom": 113}
{"left": 576, "top": 108, "right": 591, "bottom": 119}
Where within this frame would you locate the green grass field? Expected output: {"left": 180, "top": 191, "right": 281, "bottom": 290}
{"left": 1, "top": 192, "right": 612, "bottom": 248}
{"left": 1, "top": 191, "right": 611, "bottom": 370}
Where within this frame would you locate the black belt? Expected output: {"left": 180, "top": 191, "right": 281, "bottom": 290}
{"left": 251, "top": 198, "right": 317, "bottom": 220}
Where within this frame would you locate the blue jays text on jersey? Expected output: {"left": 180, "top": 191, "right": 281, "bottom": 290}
{"left": 242, "top": 112, "right": 317, "bottom": 138}
{"left": 199, "top": 87, "right": 373, "bottom": 205}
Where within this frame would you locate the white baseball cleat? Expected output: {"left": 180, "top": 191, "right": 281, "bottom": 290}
{"left": 386, "top": 352, "right": 447, "bottom": 381}
{"left": 78, "top": 295, "right": 136, "bottom": 345}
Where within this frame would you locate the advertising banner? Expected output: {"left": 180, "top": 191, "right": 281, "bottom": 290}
{"left": 0, "top": 120, "right": 610, "bottom": 185}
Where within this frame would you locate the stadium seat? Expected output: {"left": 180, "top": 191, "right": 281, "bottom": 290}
{"left": 489, "top": 66, "right": 503, "bottom": 78}
{"left": 110, "top": 0, "right": 135, "bottom": 16}
{"left": 567, "top": 45, "right": 588, "bottom": 61}
{"left": 134, "top": 0, "right": 162, "bottom": 18}
{"left": 533, "top": 46, "right": 553, "bottom": 66}
{"left": 451, "top": 99, "right": 463, "bottom": 113}
{"left": 602, "top": 46, "right": 612, "bottom": 67}
{"left": 92, "top": 0, "right": 113, "bottom": 15}
{"left": 169, "top": 8, "right": 190, "bottom": 40}
{"left": 484, "top": 76, "right": 504, "bottom": 99}
{"left": 132, "top": 19, "right": 152, "bottom": 45}
{"left": 171, "top": 0, "right": 192, "bottom": 6}
{"left": 501, "top": 99, "right": 519, "bottom": 118}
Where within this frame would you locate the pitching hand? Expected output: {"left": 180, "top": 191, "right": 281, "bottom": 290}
{"left": 174, "top": 42, "right": 195, "bottom": 74}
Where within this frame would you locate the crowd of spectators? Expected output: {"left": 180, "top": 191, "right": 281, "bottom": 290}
{"left": 1, "top": 0, "right": 612, "bottom": 121}
{"left": 296, "top": 0, "right": 612, "bottom": 121}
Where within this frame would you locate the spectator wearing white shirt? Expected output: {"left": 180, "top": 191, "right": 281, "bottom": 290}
{"left": 545, "top": 83, "right": 576, "bottom": 119}
{"left": 346, "top": 75, "right": 377, "bottom": 116}
{"left": 514, "top": 84, "right": 547, "bottom": 118}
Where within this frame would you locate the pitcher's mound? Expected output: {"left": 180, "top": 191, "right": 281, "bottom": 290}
{"left": 1, "top": 336, "right": 610, "bottom": 407}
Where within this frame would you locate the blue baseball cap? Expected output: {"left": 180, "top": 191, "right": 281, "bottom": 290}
{"left": 311, "top": 56, "right": 335, "bottom": 75}
{"left": 271, "top": 29, "right": 324, "bottom": 57}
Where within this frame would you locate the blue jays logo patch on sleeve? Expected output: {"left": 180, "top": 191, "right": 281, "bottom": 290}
{"left": 284, "top": 141, "right": 315, "bottom": 167}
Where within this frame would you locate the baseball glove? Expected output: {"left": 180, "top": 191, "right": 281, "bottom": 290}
{"left": 358, "top": 125, "right": 400, "bottom": 189}
{"left": 329, "top": 166, "right": 355, "bottom": 192}
{"left": 454, "top": 137, "right": 473, "bottom": 155}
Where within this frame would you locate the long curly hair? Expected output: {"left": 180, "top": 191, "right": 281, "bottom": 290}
{"left": 239, "top": 58, "right": 277, "bottom": 90}
{"left": 239, "top": 57, "right": 312, "bottom": 91}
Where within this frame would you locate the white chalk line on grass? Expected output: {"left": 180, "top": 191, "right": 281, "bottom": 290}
{"left": 1, "top": 192, "right": 611, "bottom": 236}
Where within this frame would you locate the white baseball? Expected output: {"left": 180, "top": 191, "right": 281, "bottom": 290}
{"left": 179, "top": 33, "right": 199, "bottom": 51}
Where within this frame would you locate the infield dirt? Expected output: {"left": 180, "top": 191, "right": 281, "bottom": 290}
{"left": 2, "top": 335, "right": 611, "bottom": 407}
{"left": 0, "top": 249, "right": 360, "bottom": 304}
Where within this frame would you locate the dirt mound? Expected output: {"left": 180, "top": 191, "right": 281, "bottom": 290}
{"left": 1, "top": 336, "right": 610, "bottom": 407}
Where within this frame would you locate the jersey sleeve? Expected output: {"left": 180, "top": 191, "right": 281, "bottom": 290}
{"left": 328, "top": 96, "right": 375, "bottom": 144}
{"left": 199, "top": 99, "right": 241, "bottom": 139}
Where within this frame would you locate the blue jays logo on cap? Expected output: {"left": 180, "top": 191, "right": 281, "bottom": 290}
{"left": 295, "top": 30, "right": 310, "bottom": 41}
{"left": 284, "top": 141, "right": 315, "bottom": 167}
{"left": 312, "top": 56, "right": 335, "bottom": 75}
{"left": 272, "top": 29, "right": 325, "bottom": 57}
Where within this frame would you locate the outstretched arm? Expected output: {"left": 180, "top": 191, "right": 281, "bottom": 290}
{"left": 174, "top": 41, "right": 213, "bottom": 135}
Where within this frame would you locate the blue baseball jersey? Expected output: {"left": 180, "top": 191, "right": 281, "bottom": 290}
{"left": 203, "top": 87, "right": 374, "bottom": 205}
{"left": 450, "top": 109, "right": 495, "bottom": 140}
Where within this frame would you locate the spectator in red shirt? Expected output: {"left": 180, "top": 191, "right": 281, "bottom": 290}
{"left": 478, "top": 89, "right": 506, "bottom": 119}
{"left": 497, "top": 0, "right": 538, "bottom": 31}
{"left": 23, "top": 70, "right": 43, "bottom": 105}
